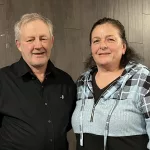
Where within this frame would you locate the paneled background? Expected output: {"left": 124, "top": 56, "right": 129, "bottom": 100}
{"left": 0, "top": 0, "right": 150, "bottom": 150}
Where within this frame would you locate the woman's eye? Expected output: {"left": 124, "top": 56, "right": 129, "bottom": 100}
{"left": 107, "top": 38, "right": 115, "bottom": 42}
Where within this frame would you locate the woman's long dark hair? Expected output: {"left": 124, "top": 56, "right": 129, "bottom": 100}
{"left": 85, "top": 17, "right": 141, "bottom": 69}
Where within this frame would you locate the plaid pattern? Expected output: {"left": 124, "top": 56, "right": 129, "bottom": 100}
{"left": 77, "top": 61, "right": 150, "bottom": 119}
{"left": 72, "top": 61, "right": 150, "bottom": 149}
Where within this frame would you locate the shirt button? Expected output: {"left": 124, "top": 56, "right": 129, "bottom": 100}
{"left": 48, "top": 120, "right": 51, "bottom": 123}
{"left": 49, "top": 139, "right": 52, "bottom": 142}
{"left": 45, "top": 103, "right": 47, "bottom": 106}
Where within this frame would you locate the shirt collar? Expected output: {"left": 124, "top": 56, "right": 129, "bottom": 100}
{"left": 15, "top": 57, "right": 55, "bottom": 77}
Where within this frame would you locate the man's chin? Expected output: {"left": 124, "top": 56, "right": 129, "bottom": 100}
{"left": 31, "top": 62, "right": 47, "bottom": 69}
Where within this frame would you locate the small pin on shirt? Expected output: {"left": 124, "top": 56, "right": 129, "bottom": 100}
{"left": 60, "top": 95, "right": 64, "bottom": 99}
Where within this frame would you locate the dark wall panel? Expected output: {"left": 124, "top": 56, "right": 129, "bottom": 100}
{"left": 113, "top": 0, "right": 129, "bottom": 40}
{"left": 81, "top": 29, "right": 91, "bottom": 67}
{"left": 80, "top": 0, "right": 98, "bottom": 71}
{"left": 128, "top": 0, "right": 143, "bottom": 43}
{"left": 143, "top": 0, "right": 150, "bottom": 14}
{"left": 80, "top": 0, "right": 97, "bottom": 30}
{"left": 64, "top": 29, "right": 83, "bottom": 80}
{"left": 97, "top": 0, "right": 114, "bottom": 18}
{"left": 63, "top": 0, "right": 81, "bottom": 29}
{"left": 0, "top": 3, "right": 7, "bottom": 68}
{"left": 0, "top": 0, "right": 4, "bottom": 4}
{"left": 143, "top": 14, "right": 150, "bottom": 67}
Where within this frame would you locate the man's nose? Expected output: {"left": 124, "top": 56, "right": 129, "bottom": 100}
{"left": 34, "top": 39, "right": 42, "bottom": 49}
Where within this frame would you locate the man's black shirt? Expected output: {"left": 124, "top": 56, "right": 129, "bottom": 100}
{"left": 0, "top": 58, "right": 76, "bottom": 150}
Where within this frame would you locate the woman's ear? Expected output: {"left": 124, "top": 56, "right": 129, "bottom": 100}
{"left": 122, "top": 43, "right": 126, "bottom": 55}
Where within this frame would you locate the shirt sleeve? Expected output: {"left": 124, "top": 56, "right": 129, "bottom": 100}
{"left": 66, "top": 82, "right": 77, "bottom": 132}
{"left": 141, "top": 75, "right": 150, "bottom": 149}
{"left": 0, "top": 74, "right": 2, "bottom": 109}
{"left": 145, "top": 118, "right": 150, "bottom": 149}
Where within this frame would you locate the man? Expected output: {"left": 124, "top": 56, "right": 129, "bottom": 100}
{"left": 0, "top": 13, "right": 76, "bottom": 150}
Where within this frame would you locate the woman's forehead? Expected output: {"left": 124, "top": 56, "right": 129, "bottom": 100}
{"left": 92, "top": 23, "right": 120, "bottom": 37}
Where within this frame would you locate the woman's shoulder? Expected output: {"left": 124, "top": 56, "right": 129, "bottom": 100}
{"left": 136, "top": 63, "right": 150, "bottom": 74}
{"left": 128, "top": 61, "right": 150, "bottom": 75}
{"left": 76, "top": 67, "right": 96, "bottom": 81}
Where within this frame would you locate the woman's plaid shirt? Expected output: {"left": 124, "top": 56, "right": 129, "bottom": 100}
{"left": 72, "top": 61, "right": 150, "bottom": 149}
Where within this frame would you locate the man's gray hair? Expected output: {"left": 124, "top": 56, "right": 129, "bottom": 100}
{"left": 14, "top": 13, "right": 53, "bottom": 41}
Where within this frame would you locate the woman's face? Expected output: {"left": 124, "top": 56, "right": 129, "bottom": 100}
{"left": 91, "top": 23, "right": 126, "bottom": 69}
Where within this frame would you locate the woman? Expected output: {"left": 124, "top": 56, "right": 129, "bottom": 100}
{"left": 72, "top": 18, "right": 150, "bottom": 150}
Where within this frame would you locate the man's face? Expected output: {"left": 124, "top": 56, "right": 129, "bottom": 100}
{"left": 16, "top": 19, "right": 54, "bottom": 69}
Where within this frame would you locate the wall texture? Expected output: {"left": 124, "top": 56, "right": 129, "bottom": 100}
{"left": 0, "top": 0, "right": 150, "bottom": 149}
{"left": 0, "top": 0, "right": 150, "bottom": 80}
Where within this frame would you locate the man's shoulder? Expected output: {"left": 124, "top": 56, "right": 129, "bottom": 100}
{"left": 53, "top": 66, "right": 75, "bottom": 84}
{"left": 54, "top": 66, "right": 70, "bottom": 76}
{"left": 0, "top": 62, "right": 18, "bottom": 89}
{"left": 0, "top": 61, "right": 18, "bottom": 75}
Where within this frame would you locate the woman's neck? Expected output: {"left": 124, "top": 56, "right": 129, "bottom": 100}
{"left": 95, "top": 66, "right": 124, "bottom": 89}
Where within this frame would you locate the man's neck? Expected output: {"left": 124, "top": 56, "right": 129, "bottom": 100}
{"left": 30, "top": 64, "right": 47, "bottom": 83}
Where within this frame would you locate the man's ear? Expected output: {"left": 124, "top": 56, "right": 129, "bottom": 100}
{"left": 16, "top": 40, "right": 21, "bottom": 52}
{"left": 51, "top": 36, "right": 54, "bottom": 46}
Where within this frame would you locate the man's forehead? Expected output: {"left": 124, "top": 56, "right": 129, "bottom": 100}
{"left": 20, "top": 21, "right": 50, "bottom": 35}
{"left": 21, "top": 20, "right": 48, "bottom": 30}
